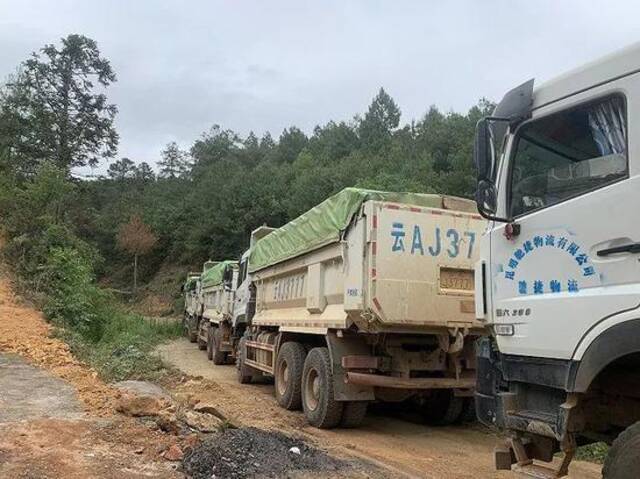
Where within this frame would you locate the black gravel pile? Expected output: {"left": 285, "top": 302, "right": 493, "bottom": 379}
{"left": 182, "top": 427, "right": 349, "bottom": 479}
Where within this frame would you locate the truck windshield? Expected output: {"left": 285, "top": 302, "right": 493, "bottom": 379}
{"left": 509, "top": 95, "right": 626, "bottom": 217}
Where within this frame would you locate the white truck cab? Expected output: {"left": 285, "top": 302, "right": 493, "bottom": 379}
{"left": 233, "top": 225, "right": 276, "bottom": 328}
{"left": 182, "top": 272, "right": 202, "bottom": 343}
{"left": 474, "top": 42, "right": 640, "bottom": 478}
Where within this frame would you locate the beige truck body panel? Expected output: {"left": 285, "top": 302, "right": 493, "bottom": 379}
{"left": 202, "top": 269, "right": 239, "bottom": 325}
{"left": 251, "top": 200, "right": 485, "bottom": 334}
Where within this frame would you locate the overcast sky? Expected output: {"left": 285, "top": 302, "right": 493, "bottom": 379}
{"left": 1, "top": 1, "right": 639, "bottom": 172}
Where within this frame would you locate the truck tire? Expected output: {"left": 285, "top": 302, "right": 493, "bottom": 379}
{"left": 275, "top": 342, "right": 306, "bottom": 410}
{"left": 206, "top": 324, "right": 214, "bottom": 360}
{"left": 236, "top": 337, "right": 253, "bottom": 384}
{"left": 182, "top": 315, "right": 189, "bottom": 338}
{"left": 340, "top": 401, "right": 368, "bottom": 428}
{"left": 188, "top": 317, "right": 197, "bottom": 343}
{"left": 460, "top": 397, "right": 476, "bottom": 423}
{"left": 421, "top": 390, "right": 465, "bottom": 426}
{"left": 603, "top": 421, "right": 640, "bottom": 478}
{"left": 301, "top": 347, "right": 343, "bottom": 429}
{"left": 197, "top": 326, "right": 207, "bottom": 350}
{"left": 211, "top": 326, "right": 226, "bottom": 365}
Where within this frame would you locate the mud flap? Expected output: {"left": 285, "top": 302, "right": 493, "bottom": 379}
{"left": 326, "top": 331, "right": 375, "bottom": 401}
{"left": 475, "top": 337, "right": 506, "bottom": 429}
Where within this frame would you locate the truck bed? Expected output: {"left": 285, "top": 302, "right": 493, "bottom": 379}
{"left": 366, "top": 200, "right": 484, "bottom": 331}
{"left": 251, "top": 198, "right": 485, "bottom": 334}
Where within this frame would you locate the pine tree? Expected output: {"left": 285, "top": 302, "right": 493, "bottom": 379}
{"left": 1, "top": 34, "right": 118, "bottom": 175}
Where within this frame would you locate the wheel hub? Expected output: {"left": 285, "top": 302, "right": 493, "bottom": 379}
{"left": 305, "top": 368, "right": 320, "bottom": 411}
{"left": 277, "top": 361, "right": 289, "bottom": 396}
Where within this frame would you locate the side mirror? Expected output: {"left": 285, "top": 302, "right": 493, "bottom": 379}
{"left": 474, "top": 119, "right": 492, "bottom": 181}
{"left": 476, "top": 180, "right": 498, "bottom": 216}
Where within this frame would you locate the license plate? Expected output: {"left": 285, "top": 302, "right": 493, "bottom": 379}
{"left": 439, "top": 267, "right": 474, "bottom": 295}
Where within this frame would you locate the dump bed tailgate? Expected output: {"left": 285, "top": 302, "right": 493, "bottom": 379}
{"left": 367, "top": 201, "right": 485, "bottom": 329}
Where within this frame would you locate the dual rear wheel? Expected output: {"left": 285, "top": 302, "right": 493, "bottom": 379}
{"left": 275, "top": 344, "right": 367, "bottom": 429}
{"left": 242, "top": 339, "right": 473, "bottom": 430}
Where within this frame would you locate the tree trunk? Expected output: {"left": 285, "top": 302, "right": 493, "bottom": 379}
{"left": 133, "top": 253, "right": 138, "bottom": 297}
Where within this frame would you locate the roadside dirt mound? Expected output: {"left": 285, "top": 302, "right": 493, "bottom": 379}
{"left": 0, "top": 274, "right": 119, "bottom": 415}
{"left": 182, "top": 427, "right": 355, "bottom": 479}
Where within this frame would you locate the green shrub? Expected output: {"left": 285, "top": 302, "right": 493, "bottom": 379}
{"left": 38, "top": 245, "right": 182, "bottom": 381}
{"left": 1, "top": 163, "right": 182, "bottom": 383}
{"left": 576, "top": 442, "right": 609, "bottom": 464}
{"left": 39, "top": 246, "right": 111, "bottom": 340}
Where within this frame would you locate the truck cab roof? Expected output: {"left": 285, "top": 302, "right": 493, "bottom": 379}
{"left": 533, "top": 41, "right": 640, "bottom": 109}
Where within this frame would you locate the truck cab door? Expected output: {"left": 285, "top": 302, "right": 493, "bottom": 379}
{"left": 234, "top": 253, "right": 252, "bottom": 324}
{"left": 489, "top": 82, "right": 640, "bottom": 361}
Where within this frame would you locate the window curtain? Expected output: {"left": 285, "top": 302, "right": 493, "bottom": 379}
{"left": 588, "top": 97, "right": 626, "bottom": 156}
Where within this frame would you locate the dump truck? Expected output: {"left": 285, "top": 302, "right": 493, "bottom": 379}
{"left": 182, "top": 272, "right": 202, "bottom": 343}
{"left": 472, "top": 42, "right": 640, "bottom": 478}
{"left": 235, "top": 187, "right": 486, "bottom": 428}
{"left": 196, "top": 260, "right": 239, "bottom": 364}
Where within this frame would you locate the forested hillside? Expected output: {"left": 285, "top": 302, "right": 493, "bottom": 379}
{"left": 0, "top": 35, "right": 493, "bottom": 295}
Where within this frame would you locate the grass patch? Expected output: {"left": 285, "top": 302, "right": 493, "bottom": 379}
{"left": 57, "top": 311, "right": 182, "bottom": 382}
{"left": 576, "top": 442, "right": 609, "bottom": 464}
{"left": 31, "top": 245, "right": 182, "bottom": 382}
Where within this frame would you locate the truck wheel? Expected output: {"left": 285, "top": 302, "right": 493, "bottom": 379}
{"left": 460, "top": 397, "right": 476, "bottom": 423}
{"left": 301, "top": 347, "right": 343, "bottom": 429}
{"left": 275, "top": 342, "right": 306, "bottom": 410}
{"left": 212, "top": 326, "right": 226, "bottom": 365}
{"left": 197, "top": 327, "right": 207, "bottom": 350}
{"left": 603, "top": 421, "right": 640, "bottom": 478}
{"left": 188, "top": 317, "right": 197, "bottom": 343}
{"left": 182, "top": 315, "right": 189, "bottom": 338}
{"left": 340, "top": 401, "right": 368, "bottom": 428}
{"left": 236, "top": 337, "right": 253, "bottom": 384}
{"left": 206, "top": 324, "right": 214, "bottom": 360}
{"left": 422, "top": 390, "right": 464, "bottom": 426}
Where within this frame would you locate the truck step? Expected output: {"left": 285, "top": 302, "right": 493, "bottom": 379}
{"left": 513, "top": 409, "right": 558, "bottom": 423}
{"left": 513, "top": 463, "right": 568, "bottom": 479}
{"left": 505, "top": 410, "right": 558, "bottom": 436}
{"left": 503, "top": 437, "right": 573, "bottom": 479}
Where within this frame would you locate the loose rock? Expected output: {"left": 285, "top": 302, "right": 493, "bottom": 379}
{"left": 115, "top": 392, "right": 169, "bottom": 417}
{"left": 163, "top": 444, "right": 184, "bottom": 461}
{"left": 154, "top": 411, "right": 181, "bottom": 434}
{"left": 181, "top": 410, "right": 223, "bottom": 433}
{"left": 114, "top": 380, "right": 172, "bottom": 402}
{"left": 193, "top": 402, "right": 224, "bottom": 418}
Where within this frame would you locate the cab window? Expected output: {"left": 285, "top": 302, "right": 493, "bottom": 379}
{"left": 237, "top": 259, "right": 247, "bottom": 288}
{"left": 509, "top": 95, "right": 627, "bottom": 217}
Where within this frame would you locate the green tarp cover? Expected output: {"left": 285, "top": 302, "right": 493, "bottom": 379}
{"left": 201, "top": 260, "right": 237, "bottom": 289}
{"left": 249, "top": 187, "right": 447, "bottom": 273}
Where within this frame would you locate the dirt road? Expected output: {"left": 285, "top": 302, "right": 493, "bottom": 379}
{"left": 0, "top": 273, "right": 180, "bottom": 479}
{"left": 158, "top": 338, "right": 603, "bottom": 479}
